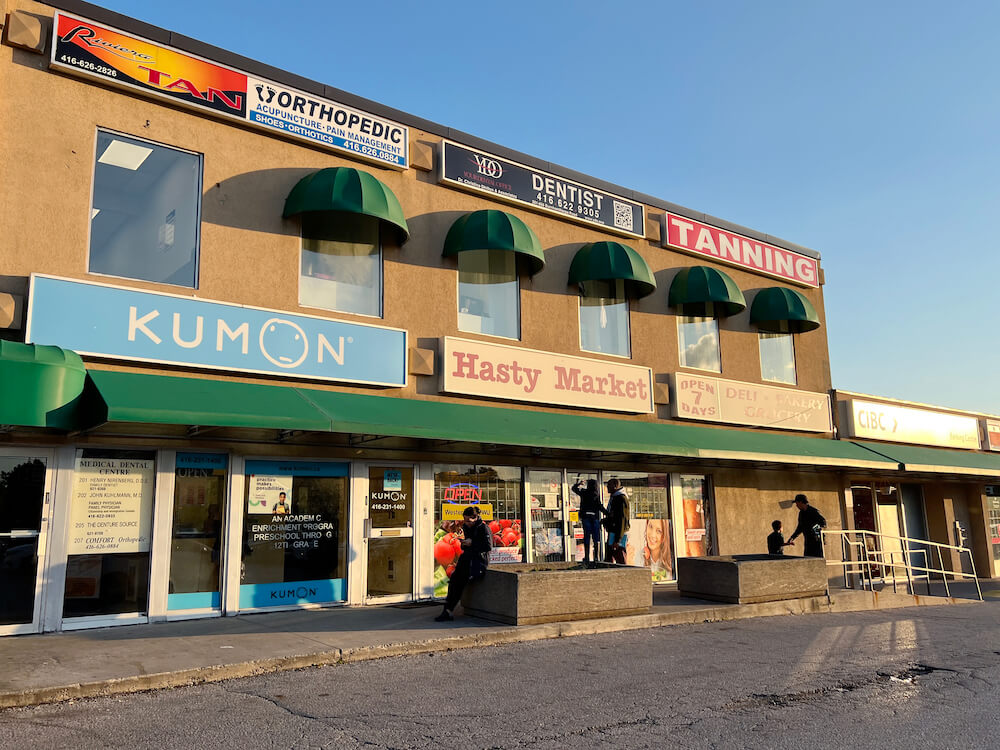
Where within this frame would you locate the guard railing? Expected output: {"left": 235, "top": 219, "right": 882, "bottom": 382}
{"left": 821, "top": 528, "right": 982, "bottom": 601}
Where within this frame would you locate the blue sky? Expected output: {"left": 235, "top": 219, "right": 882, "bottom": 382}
{"left": 94, "top": 0, "right": 1000, "bottom": 415}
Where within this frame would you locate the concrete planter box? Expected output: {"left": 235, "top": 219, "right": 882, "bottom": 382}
{"left": 677, "top": 554, "right": 827, "bottom": 604}
{"left": 461, "top": 562, "right": 652, "bottom": 625}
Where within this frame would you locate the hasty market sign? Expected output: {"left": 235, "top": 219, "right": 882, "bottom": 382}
{"left": 845, "top": 399, "right": 981, "bottom": 450}
{"left": 50, "top": 13, "right": 408, "bottom": 169}
{"left": 442, "top": 337, "right": 653, "bottom": 414}
{"left": 26, "top": 276, "right": 407, "bottom": 386}
{"left": 440, "top": 141, "right": 645, "bottom": 238}
{"left": 663, "top": 214, "right": 819, "bottom": 288}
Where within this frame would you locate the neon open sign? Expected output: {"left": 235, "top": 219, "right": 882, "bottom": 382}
{"left": 443, "top": 483, "right": 482, "bottom": 503}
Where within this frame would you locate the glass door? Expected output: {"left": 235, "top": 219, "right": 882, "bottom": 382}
{"left": 0, "top": 451, "right": 53, "bottom": 635}
{"left": 568, "top": 471, "right": 600, "bottom": 563}
{"left": 365, "top": 466, "right": 414, "bottom": 601}
{"left": 527, "top": 470, "right": 566, "bottom": 563}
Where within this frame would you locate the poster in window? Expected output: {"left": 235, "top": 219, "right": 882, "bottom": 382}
{"left": 248, "top": 475, "right": 294, "bottom": 515}
{"left": 68, "top": 456, "right": 154, "bottom": 555}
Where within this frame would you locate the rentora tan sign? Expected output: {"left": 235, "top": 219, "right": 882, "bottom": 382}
{"left": 845, "top": 399, "right": 981, "bottom": 450}
{"left": 672, "top": 373, "right": 831, "bottom": 432}
{"left": 442, "top": 337, "right": 653, "bottom": 413}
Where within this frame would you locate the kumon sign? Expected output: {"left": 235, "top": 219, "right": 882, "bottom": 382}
{"left": 663, "top": 213, "right": 819, "bottom": 288}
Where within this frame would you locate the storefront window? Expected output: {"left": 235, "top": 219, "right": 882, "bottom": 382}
{"left": 240, "top": 460, "right": 348, "bottom": 608}
{"left": 300, "top": 212, "right": 381, "bottom": 317}
{"left": 458, "top": 249, "right": 519, "bottom": 339}
{"left": 528, "top": 470, "right": 565, "bottom": 563}
{"left": 63, "top": 450, "right": 155, "bottom": 618}
{"left": 759, "top": 332, "right": 796, "bottom": 384}
{"left": 168, "top": 453, "right": 227, "bottom": 611}
{"left": 614, "top": 471, "right": 673, "bottom": 582}
{"left": 579, "top": 280, "right": 630, "bottom": 357}
{"left": 433, "top": 465, "right": 523, "bottom": 598}
{"left": 678, "top": 316, "right": 721, "bottom": 371}
{"left": 89, "top": 130, "right": 201, "bottom": 288}
{"left": 568, "top": 471, "right": 600, "bottom": 562}
{"left": 679, "top": 474, "right": 714, "bottom": 558}
{"left": 0, "top": 456, "right": 46, "bottom": 626}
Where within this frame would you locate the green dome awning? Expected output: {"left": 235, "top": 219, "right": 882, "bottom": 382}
{"left": 568, "top": 241, "right": 656, "bottom": 299}
{"left": 0, "top": 341, "right": 86, "bottom": 429}
{"left": 668, "top": 265, "right": 747, "bottom": 317}
{"left": 283, "top": 166, "right": 409, "bottom": 244}
{"left": 442, "top": 210, "right": 545, "bottom": 276}
{"left": 750, "top": 287, "right": 821, "bottom": 333}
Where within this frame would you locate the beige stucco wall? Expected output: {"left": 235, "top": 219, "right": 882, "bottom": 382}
{"left": 1, "top": 0, "right": 833, "bottom": 431}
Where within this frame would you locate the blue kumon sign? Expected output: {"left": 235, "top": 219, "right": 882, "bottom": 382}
{"left": 26, "top": 275, "right": 407, "bottom": 386}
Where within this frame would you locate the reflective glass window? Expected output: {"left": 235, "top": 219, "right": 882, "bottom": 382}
{"left": 610, "top": 471, "right": 673, "bottom": 582}
{"left": 300, "top": 213, "right": 381, "bottom": 317}
{"left": 759, "top": 332, "right": 796, "bottom": 384}
{"left": 579, "top": 279, "right": 630, "bottom": 357}
{"left": 678, "top": 316, "right": 721, "bottom": 372}
{"left": 458, "top": 249, "right": 519, "bottom": 339}
{"left": 89, "top": 131, "right": 201, "bottom": 288}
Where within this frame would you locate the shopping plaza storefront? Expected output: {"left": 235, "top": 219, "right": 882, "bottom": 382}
{"left": 2, "top": 1, "right": 1000, "bottom": 636}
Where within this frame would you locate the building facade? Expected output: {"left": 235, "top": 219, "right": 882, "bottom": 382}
{"left": 1, "top": 0, "right": 997, "bottom": 636}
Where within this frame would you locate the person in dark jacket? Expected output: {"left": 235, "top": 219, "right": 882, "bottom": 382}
{"left": 572, "top": 478, "right": 606, "bottom": 566}
{"left": 435, "top": 506, "right": 492, "bottom": 622}
{"left": 767, "top": 519, "right": 788, "bottom": 555}
{"left": 604, "top": 478, "right": 630, "bottom": 565}
{"left": 787, "top": 494, "right": 827, "bottom": 557}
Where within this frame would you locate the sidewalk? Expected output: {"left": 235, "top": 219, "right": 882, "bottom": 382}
{"left": 0, "top": 582, "right": 988, "bottom": 709}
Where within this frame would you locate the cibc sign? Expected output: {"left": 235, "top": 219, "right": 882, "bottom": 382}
{"left": 845, "top": 399, "right": 981, "bottom": 450}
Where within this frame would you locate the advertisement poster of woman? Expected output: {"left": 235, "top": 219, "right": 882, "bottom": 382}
{"left": 626, "top": 518, "right": 673, "bottom": 582}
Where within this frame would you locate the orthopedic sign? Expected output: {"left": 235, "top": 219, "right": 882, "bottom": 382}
{"left": 26, "top": 275, "right": 407, "bottom": 386}
{"left": 50, "top": 13, "right": 407, "bottom": 168}
{"left": 844, "top": 399, "right": 981, "bottom": 450}
{"left": 442, "top": 337, "right": 653, "bottom": 413}
{"left": 663, "top": 213, "right": 819, "bottom": 288}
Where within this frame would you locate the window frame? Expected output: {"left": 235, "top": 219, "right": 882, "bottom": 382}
{"left": 576, "top": 279, "right": 632, "bottom": 359}
{"left": 455, "top": 249, "right": 521, "bottom": 341}
{"left": 676, "top": 315, "right": 722, "bottom": 373}
{"left": 297, "top": 214, "right": 384, "bottom": 319}
{"left": 758, "top": 331, "right": 797, "bottom": 385}
{"left": 87, "top": 128, "right": 204, "bottom": 290}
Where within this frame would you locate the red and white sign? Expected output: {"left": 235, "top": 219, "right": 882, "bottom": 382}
{"left": 673, "top": 373, "right": 832, "bottom": 432}
{"left": 986, "top": 419, "right": 1000, "bottom": 452}
{"left": 664, "top": 214, "right": 819, "bottom": 288}
{"left": 442, "top": 337, "right": 653, "bottom": 414}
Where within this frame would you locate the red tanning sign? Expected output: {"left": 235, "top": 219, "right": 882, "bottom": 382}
{"left": 664, "top": 213, "right": 819, "bottom": 288}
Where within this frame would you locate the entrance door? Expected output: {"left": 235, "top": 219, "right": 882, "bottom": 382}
{"left": 527, "top": 470, "right": 566, "bottom": 563}
{"left": 0, "top": 450, "right": 53, "bottom": 636}
{"left": 364, "top": 466, "right": 415, "bottom": 602}
{"left": 568, "top": 471, "right": 600, "bottom": 562}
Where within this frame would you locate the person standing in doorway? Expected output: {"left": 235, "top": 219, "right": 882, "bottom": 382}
{"left": 787, "top": 494, "right": 827, "bottom": 557}
{"left": 604, "top": 478, "right": 630, "bottom": 565}
{"left": 435, "top": 506, "right": 492, "bottom": 622}
{"left": 572, "top": 478, "right": 606, "bottom": 567}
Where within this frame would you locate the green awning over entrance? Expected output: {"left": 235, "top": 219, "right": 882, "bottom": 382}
{"left": 442, "top": 209, "right": 545, "bottom": 275}
{"left": 568, "top": 241, "right": 656, "bottom": 299}
{"left": 852, "top": 441, "right": 1000, "bottom": 477}
{"left": 85, "top": 370, "right": 333, "bottom": 431}
{"left": 0, "top": 341, "right": 86, "bottom": 429}
{"left": 81, "top": 370, "right": 896, "bottom": 471}
{"left": 668, "top": 266, "right": 747, "bottom": 317}
{"left": 750, "top": 287, "right": 821, "bottom": 333}
{"left": 282, "top": 166, "right": 409, "bottom": 244}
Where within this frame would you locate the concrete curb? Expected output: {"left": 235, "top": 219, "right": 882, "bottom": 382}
{"left": 0, "top": 592, "right": 980, "bottom": 710}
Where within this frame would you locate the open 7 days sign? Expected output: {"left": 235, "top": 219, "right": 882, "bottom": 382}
{"left": 26, "top": 276, "right": 407, "bottom": 387}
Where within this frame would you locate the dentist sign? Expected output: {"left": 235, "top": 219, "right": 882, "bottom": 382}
{"left": 26, "top": 276, "right": 407, "bottom": 387}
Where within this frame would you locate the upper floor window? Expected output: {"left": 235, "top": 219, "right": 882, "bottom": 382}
{"left": 579, "top": 279, "right": 630, "bottom": 357}
{"left": 300, "top": 213, "right": 381, "bottom": 317}
{"left": 458, "top": 249, "right": 519, "bottom": 339}
{"left": 678, "top": 316, "right": 721, "bottom": 372}
{"left": 89, "top": 130, "right": 202, "bottom": 288}
{"left": 759, "top": 332, "right": 796, "bottom": 384}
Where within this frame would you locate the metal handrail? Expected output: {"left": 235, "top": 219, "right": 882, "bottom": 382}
{"left": 822, "top": 528, "right": 983, "bottom": 601}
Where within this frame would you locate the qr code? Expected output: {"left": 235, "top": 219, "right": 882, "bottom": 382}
{"left": 613, "top": 200, "right": 633, "bottom": 231}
